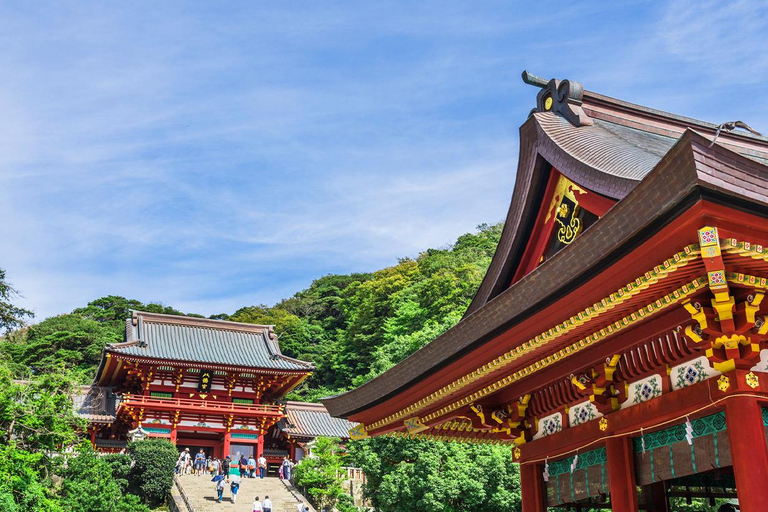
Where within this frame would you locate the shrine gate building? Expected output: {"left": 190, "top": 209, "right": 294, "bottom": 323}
{"left": 79, "top": 310, "right": 353, "bottom": 467}
{"left": 324, "top": 72, "right": 768, "bottom": 511}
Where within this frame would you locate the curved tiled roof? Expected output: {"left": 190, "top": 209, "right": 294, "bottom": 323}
{"left": 107, "top": 311, "right": 312, "bottom": 371}
{"left": 281, "top": 402, "right": 357, "bottom": 439}
{"left": 536, "top": 113, "right": 676, "bottom": 180}
{"left": 73, "top": 385, "right": 118, "bottom": 423}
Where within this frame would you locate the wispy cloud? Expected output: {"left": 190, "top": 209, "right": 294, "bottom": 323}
{"left": 1, "top": 1, "right": 767, "bottom": 320}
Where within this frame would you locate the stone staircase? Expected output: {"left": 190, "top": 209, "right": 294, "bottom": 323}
{"left": 175, "top": 474, "right": 316, "bottom": 512}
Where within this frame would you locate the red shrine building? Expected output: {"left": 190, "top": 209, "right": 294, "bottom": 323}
{"left": 77, "top": 311, "right": 354, "bottom": 466}
{"left": 325, "top": 72, "right": 768, "bottom": 511}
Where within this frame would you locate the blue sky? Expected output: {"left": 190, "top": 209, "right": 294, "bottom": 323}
{"left": 2, "top": 1, "right": 768, "bottom": 320}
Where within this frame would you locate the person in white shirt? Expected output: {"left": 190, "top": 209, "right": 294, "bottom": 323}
{"left": 262, "top": 495, "right": 273, "bottom": 512}
{"left": 296, "top": 502, "right": 304, "bottom": 512}
{"left": 252, "top": 496, "right": 262, "bottom": 511}
{"left": 258, "top": 455, "right": 267, "bottom": 479}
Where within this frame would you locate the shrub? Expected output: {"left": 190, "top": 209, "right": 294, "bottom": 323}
{"left": 127, "top": 438, "right": 178, "bottom": 506}
{"left": 60, "top": 444, "right": 149, "bottom": 512}
{"left": 0, "top": 444, "right": 62, "bottom": 512}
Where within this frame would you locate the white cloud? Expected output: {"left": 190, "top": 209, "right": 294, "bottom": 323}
{"left": 3, "top": 1, "right": 767, "bottom": 321}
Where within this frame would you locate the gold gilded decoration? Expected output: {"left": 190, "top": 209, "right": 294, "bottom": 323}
{"left": 598, "top": 417, "right": 608, "bottom": 432}
{"left": 545, "top": 175, "right": 586, "bottom": 223}
{"left": 366, "top": 265, "right": 705, "bottom": 432}
{"left": 544, "top": 175, "right": 586, "bottom": 245}
{"left": 198, "top": 370, "right": 212, "bottom": 393}
{"left": 717, "top": 375, "right": 730, "bottom": 392}
{"left": 349, "top": 424, "right": 368, "bottom": 440}
{"left": 544, "top": 96, "right": 553, "bottom": 111}
{"left": 513, "top": 447, "right": 522, "bottom": 460}
{"left": 746, "top": 372, "right": 760, "bottom": 389}
{"left": 419, "top": 277, "right": 706, "bottom": 425}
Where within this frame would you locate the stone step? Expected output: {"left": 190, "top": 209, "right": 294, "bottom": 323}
{"left": 176, "top": 474, "right": 315, "bottom": 512}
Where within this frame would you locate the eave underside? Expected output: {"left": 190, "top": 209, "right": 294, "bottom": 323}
{"left": 325, "top": 131, "right": 768, "bottom": 442}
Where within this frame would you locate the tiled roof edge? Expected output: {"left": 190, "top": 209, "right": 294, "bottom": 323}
{"left": 129, "top": 310, "right": 275, "bottom": 335}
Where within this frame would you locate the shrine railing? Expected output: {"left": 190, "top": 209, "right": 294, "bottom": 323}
{"left": 119, "top": 395, "right": 284, "bottom": 416}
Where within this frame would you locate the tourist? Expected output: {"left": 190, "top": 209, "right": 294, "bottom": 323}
{"left": 248, "top": 453, "right": 256, "bottom": 478}
{"left": 252, "top": 496, "right": 262, "bottom": 512}
{"left": 230, "top": 475, "right": 240, "bottom": 504}
{"left": 177, "top": 448, "right": 191, "bottom": 475}
{"left": 240, "top": 454, "right": 248, "bottom": 478}
{"left": 296, "top": 501, "right": 304, "bottom": 512}
{"left": 282, "top": 456, "right": 293, "bottom": 481}
{"left": 222, "top": 456, "right": 231, "bottom": 481}
{"left": 216, "top": 478, "right": 226, "bottom": 503}
{"left": 212, "top": 457, "right": 220, "bottom": 476}
{"left": 258, "top": 454, "right": 267, "bottom": 479}
{"left": 195, "top": 449, "right": 206, "bottom": 476}
{"left": 262, "top": 495, "right": 272, "bottom": 512}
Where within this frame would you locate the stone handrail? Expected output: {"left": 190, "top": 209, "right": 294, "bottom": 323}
{"left": 172, "top": 475, "right": 196, "bottom": 512}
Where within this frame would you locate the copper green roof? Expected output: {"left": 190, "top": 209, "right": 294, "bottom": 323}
{"left": 281, "top": 402, "right": 357, "bottom": 439}
{"left": 106, "top": 311, "right": 312, "bottom": 371}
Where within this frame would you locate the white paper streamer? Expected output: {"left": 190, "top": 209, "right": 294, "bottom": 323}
{"left": 685, "top": 417, "right": 694, "bottom": 445}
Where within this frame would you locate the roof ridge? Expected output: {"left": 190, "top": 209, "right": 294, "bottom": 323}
{"left": 285, "top": 401, "right": 328, "bottom": 410}
{"left": 130, "top": 310, "right": 274, "bottom": 334}
{"left": 521, "top": 71, "right": 768, "bottom": 146}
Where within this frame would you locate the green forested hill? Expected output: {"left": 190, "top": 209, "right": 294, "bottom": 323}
{"left": 1, "top": 222, "right": 503, "bottom": 399}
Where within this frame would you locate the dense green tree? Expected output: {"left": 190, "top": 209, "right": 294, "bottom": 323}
{"left": 1, "top": 295, "right": 189, "bottom": 382}
{"left": 348, "top": 436, "right": 521, "bottom": 512}
{"left": 0, "top": 444, "right": 63, "bottom": 512}
{"left": 59, "top": 444, "right": 150, "bottom": 512}
{"left": 0, "top": 268, "right": 33, "bottom": 334}
{"left": 294, "top": 437, "right": 358, "bottom": 512}
{"left": 0, "top": 366, "right": 83, "bottom": 452}
{"left": 126, "top": 438, "right": 178, "bottom": 507}
{"left": 2, "top": 314, "right": 121, "bottom": 380}
{"left": 72, "top": 295, "right": 184, "bottom": 331}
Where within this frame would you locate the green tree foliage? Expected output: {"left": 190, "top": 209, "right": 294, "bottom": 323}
{"left": 126, "top": 438, "right": 178, "bottom": 507}
{"left": 0, "top": 444, "right": 63, "bottom": 512}
{"left": 2, "top": 315, "right": 121, "bottom": 381}
{"left": 294, "top": 437, "right": 358, "bottom": 512}
{"left": 72, "top": 295, "right": 184, "bottom": 332}
{"left": 237, "top": 223, "right": 503, "bottom": 394}
{"left": 1, "top": 295, "right": 187, "bottom": 382}
{"left": 348, "top": 436, "right": 521, "bottom": 512}
{"left": 0, "top": 268, "right": 33, "bottom": 334}
{"left": 59, "top": 444, "right": 150, "bottom": 512}
{"left": 0, "top": 366, "right": 83, "bottom": 452}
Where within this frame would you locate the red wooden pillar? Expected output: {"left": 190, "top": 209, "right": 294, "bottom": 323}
{"left": 289, "top": 441, "right": 296, "bottom": 460}
{"left": 89, "top": 428, "right": 97, "bottom": 446}
{"left": 725, "top": 395, "right": 768, "bottom": 512}
{"left": 223, "top": 431, "right": 231, "bottom": 459}
{"left": 256, "top": 433, "right": 264, "bottom": 460}
{"left": 520, "top": 463, "right": 547, "bottom": 512}
{"left": 605, "top": 436, "right": 639, "bottom": 512}
{"left": 170, "top": 426, "right": 178, "bottom": 445}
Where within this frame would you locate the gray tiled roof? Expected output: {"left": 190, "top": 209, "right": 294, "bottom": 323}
{"left": 73, "top": 385, "right": 118, "bottom": 423}
{"left": 536, "top": 112, "right": 678, "bottom": 180}
{"left": 281, "top": 402, "right": 357, "bottom": 439}
{"left": 108, "top": 312, "right": 312, "bottom": 371}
